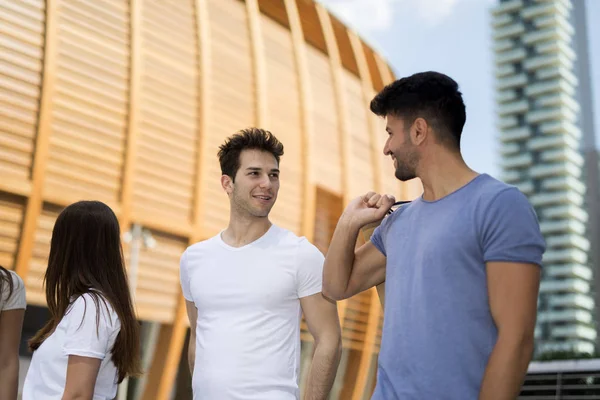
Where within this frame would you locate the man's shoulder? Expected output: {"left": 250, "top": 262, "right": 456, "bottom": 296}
{"left": 271, "top": 225, "right": 313, "bottom": 247}
{"left": 270, "top": 225, "right": 323, "bottom": 258}
{"left": 184, "top": 234, "right": 221, "bottom": 257}
{"left": 474, "top": 174, "right": 528, "bottom": 207}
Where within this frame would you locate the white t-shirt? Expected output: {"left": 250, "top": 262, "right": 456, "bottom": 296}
{"left": 22, "top": 292, "right": 121, "bottom": 400}
{"left": 0, "top": 270, "right": 26, "bottom": 311}
{"left": 180, "top": 224, "right": 324, "bottom": 400}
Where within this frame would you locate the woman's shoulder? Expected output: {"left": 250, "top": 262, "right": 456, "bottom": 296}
{"left": 68, "top": 291, "right": 120, "bottom": 330}
{"left": 1, "top": 270, "right": 26, "bottom": 311}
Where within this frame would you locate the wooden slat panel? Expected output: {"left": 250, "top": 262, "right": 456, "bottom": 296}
{"left": 362, "top": 43, "right": 384, "bottom": 92}
{"left": 14, "top": 0, "right": 56, "bottom": 280}
{"left": 258, "top": 0, "right": 289, "bottom": 28}
{"left": 0, "top": 0, "right": 44, "bottom": 182}
{"left": 313, "top": 187, "right": 343, "bottom": 255}
{"left": 246, "top": 0, "right": 268, "bottom": 126}
{"left": 342, "top": 289, "right": 372, "bottom": 349}
{"left": 261, "top": 15, "right": 302, "bottom": 234}
{"left": 300, "top": 187, "right": 343, "bottom": 341}
{"left": 283, "top": 0, "right": 317, "bottom": 242}
{"left": 306, "top": 45, "right": 342, "bottom": 195}
{"left": 375, "top": 311, "right": 383, "bottom": 353}
{"left": 27, "top": 203, "right": 61, "bottom": 306}
{"left": 44, "top": 0, "right": 128, "bottom": 205}
{"left": 131, "top": 0, "right": 198, "bottom": 228}
{"left": 344, "top": 70, "right": 375, "bottom": 197}
{"left": 140, "top": 0, "right": 207, "bottom": 396}
{"left": 348, "top": 30, "right": 382, "bottom": 207}
{"left": 200, "top": 0, "right": 255, "bottom": 237}
{"left": 295, "top": 0, "right": 327, "bottom": 54}
{"left": 352, "top": 288, "right": 382, "bottom": 400}
{"left": 330, "top": 15, "right": 359, "bottom": 76}
{"left": 127, "top": 230, "right": 187, "bottom": 324}
{"left": 0, "top": 193, "right": 25, "bottom": 269}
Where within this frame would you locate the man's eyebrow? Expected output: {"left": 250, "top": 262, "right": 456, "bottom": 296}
{"left": 245, "top": 167, "right": 280, "bottom": 173}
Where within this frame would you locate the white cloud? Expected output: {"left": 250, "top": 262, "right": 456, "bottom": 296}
{"left": 320, "top": 0, "right": 495, "bottom": 34}
{"left": 412, "top": 0, "right": 460, "bottom": 27}
{"left": 320, "top": 0, "right": 394, "bottom": 33}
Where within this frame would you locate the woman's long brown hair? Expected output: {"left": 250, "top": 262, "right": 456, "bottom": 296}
{"left": 28, "top": 201, "right": 142, "bottom": 382}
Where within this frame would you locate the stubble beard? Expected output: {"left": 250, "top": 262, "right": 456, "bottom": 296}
{"left": 231, "top": 190, "right": 272, "bottom": 219}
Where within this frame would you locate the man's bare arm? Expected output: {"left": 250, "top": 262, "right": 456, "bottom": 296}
{"left": 185, "top": 300, "right": 198, "bottom": 374}
{"left": 322, "top": 193, "right": 392, "bottom": 301}
{"left": 322, "top": 220, "right": 387, "bottom": 300}
{"left": 478, "top": 262, "right": 540, "bottom": 399}
{"left": 300, "top": 293, "right": 342, "bottom": 400}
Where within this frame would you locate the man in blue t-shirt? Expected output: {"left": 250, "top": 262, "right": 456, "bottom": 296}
{"left": 322, "top": 71, "right": 546, "bottom": 399}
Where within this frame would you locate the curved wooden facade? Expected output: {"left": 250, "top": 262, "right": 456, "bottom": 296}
{"left": 0, "top": 0, "right": 422, "bottom": 398}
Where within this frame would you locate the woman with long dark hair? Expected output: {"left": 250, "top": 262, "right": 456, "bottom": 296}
{"left": 23, "top": 201, "right": 142, "bottom": 399}
{"left": 0, "top": 265, "right": 26, "bottom": 400}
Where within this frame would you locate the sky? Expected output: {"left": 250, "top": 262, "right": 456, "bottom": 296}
{"left": 319, "top": 0, "right": 600, "bottom": 179}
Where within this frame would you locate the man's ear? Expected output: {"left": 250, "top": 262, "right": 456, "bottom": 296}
{"left": 221, "top": 174, "right": 234, "bottom": 195}
{"left": 411, "top": 117, "right": 429, "bottom": 146}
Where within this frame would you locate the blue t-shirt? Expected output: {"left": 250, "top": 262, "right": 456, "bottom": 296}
{"left": 370, "top": 174, "right": 546, "bottom": 399}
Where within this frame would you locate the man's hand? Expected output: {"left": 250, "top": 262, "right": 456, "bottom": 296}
{"left": 343, "top": 192, "right": 396, "bottom": 229}
{"left": 322, "top": 191, "right": 392, "bottom": 301}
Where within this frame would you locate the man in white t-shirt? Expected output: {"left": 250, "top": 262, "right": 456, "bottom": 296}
{"left": 180, "top": 128, "right": 342, "bottom": 400}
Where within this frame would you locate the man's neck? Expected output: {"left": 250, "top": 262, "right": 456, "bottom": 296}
{"left": 418, "top": 150, "right": 479, "bottom": 202}
{"left": 222, "top": 212, "right": 272, "bottom": 248}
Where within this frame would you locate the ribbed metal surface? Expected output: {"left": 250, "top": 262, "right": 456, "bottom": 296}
{"left": 520, "top": 371, "right": 600, "bottom": 399}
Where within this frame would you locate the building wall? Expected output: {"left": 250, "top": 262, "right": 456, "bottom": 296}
{"left": 573, "top": 0, "right": 600, "bottom": 346}
{"left": 492, "top": 0, "right": 596, "bottom": 355}
{"left": 0, "top": 0, "right": 422, "bottom": 398}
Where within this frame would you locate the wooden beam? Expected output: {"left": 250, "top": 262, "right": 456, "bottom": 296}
{"left": 141, "top": 295, "right": 189, "bottom": 400}
{"left": 192, "top": 0, "right": 212, "bottom": 242}
{"left": 352, "top": 287, "right": 382, "bottom": 400}
{"left": 315, "top": 4, "right": 351, "bottom": 207}
{"left": 374, "top": 53, "right": 393, "bottom": 84}
{"left": 348, "top": 32, "right": 389, "bottom": 310}
{"left": 315, "top": 3, "right": 352, "bottom": 323}
{"left": 141, "top": 0, "right": 211, "bottom": 398}
{"left": 284, "top": 0, "right": 316, "bottom": 242}
{"left": 246, "top": 0, "right": 269, "bottom": 127}
{"left": 15, "top": 0, "right": 58, "bottom": 278}
{"left": 119, "top": 0, "right": 143, "bottom": 231}
{"left": 347, "top": 31, "right": 382, "bottom": 195}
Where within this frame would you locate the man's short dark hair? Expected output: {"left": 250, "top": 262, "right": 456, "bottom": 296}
{"left": 218, "top": 127, "right": 284, "bottom": 180}
{"left": 370, "top": 71, "right": 466, "bottom": 150}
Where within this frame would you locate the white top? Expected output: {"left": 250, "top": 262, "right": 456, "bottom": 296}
{"left": 22, "top": 292, "right": 121, "bottom": 400}
{"left": 180, "top": 224, "right": 324, "bottom": 400}
{"left": 0, "top": 270, "right": 26, "bottom": 312}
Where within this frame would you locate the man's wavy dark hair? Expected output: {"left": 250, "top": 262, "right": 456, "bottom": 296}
{"left": 218, "top": 128, "right": 284, "bottom": 181}
{"left": 370, "top": 71, "right": 466, "bottom": 150}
